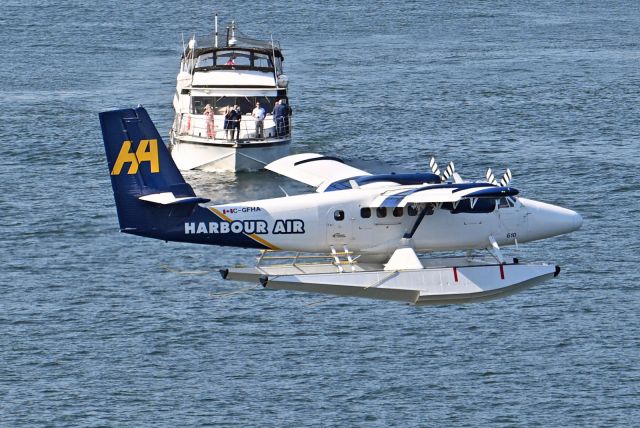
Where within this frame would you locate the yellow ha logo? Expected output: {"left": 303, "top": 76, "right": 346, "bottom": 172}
{"left": 111, "top": 139, "right": 160, "bottom": 175}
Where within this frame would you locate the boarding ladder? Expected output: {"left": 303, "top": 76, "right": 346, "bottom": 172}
{"left": 255, "top": 246, "right": 359, "bottom": 273}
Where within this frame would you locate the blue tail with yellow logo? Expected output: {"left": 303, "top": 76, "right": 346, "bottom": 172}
{"left": 99, "top": 107, "right": 208, "bottom": 238}
{"left": 99, "top": 106, "right": 268, "bottom": 249}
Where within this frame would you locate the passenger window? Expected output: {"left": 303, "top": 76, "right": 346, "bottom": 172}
{"left": 360, "top": 207, "right": 371, "bottom": 218}
{"left": 334, "top": 210, "right": 345, "bottom": 221}
{"left": 393, "top": 207, "right": 403, "bottom": 217}
{"left": 376, "top": 207, "right": 387, "bottom": 218}
{"left": 407, "top": 205, "right": 418, "bottom": 216}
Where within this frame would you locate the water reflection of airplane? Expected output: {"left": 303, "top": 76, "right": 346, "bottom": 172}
{"left": 100, "top": 107, "right": 582, "bottom": 305}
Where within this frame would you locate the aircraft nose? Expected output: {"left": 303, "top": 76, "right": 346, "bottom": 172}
{"left": 545, "top": 206, "right": 583, "bottom": 236}
{"left": 570, "top": 210, "right": 583, "bottom": 231}
{"left": 522, "top": 199, "right": 583, "bottom": 240}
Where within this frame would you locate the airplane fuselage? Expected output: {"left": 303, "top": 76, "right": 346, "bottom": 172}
{"left": 145, "top": 187, "right": 581, "bottom": 256}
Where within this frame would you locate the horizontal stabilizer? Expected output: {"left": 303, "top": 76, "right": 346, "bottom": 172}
{"left": 139, "top": 192, "right": 210, "bottom": 205}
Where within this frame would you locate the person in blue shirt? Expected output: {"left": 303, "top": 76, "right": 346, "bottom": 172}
{"left": 272, "top": 99, "right": 287, "bottom": 137}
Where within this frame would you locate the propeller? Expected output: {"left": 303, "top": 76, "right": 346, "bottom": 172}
{"left": 485, "top": 168, "right": 498, "bottom": 185}
{"left": 429, "top": 157, "right": 441, "bottom": 177}
{"left": 499, "top": 169, "right": 512, "bottom": 187}
{"left": 442, "top": 162, "right": 455, "bottom": 182}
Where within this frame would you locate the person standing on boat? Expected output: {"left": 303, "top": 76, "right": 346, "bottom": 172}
{"left": 224, "top": 106, "right": 234, "bottom": 141}
{"left": 232, "top": 105, "right": 242, "bottom": 141}
{"left": 204, "top": 104, "right": 215, "bottom": 139}
{"left": 284, "top": 100, "right": 292, "bottom": 136}
{"left": 252, "top": 102, "right": 266, "bottom": 139}
{"left": 272, "top": 99, "right": 287, "bottom": 137}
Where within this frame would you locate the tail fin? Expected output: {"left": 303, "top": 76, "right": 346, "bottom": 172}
{"left": 99, "top": 106, "right": 208, "bottom": 234}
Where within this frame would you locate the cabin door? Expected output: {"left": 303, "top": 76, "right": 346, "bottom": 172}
{"left": 498, "top": 199, "right": 528, "bottom": 243}
{"left": 326, "top": 207, "right": 353, "bottom": 246}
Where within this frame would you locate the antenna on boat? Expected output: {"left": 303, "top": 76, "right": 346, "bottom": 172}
{"left": 228, "top": 20, "right": 237, "bottom": 47}
{"left": 214, "top": 13, "right": 218, "bottom": 48}
{"left": 270, "top": 34, "right": 278, "bottom": 86}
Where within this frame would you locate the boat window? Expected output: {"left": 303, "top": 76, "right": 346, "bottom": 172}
{"left": 216, "top": 50, "right": 251, "bottom": 67}
{"left": 392, "top": 207, "right": 403, "bottom": 217}
{"left": 334, "top": 210, "right": 345, "bottom": 221}
{"left": 407, "top": 205, "right": 418, "bottom": 216}
{"left": 274, "top": 57, "right": 283, "bottom": 75}
{"left": 254, "top": 53, "right": 272, "bottom": 68}
{"left": 360, "top": 207, "right": 371, "bottom": 218}
{"left": 191, "top": 96, "right": 281, "bottom": 115}
{"left": 376, "top": 207, "right": 387, "bottom": 218}
{"left": 195, "top": 53, "right": 214, "bottom": 68}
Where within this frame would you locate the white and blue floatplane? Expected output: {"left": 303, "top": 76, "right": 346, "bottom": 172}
{"left": 100, "top": 107, "right": 582, "bottom": 305}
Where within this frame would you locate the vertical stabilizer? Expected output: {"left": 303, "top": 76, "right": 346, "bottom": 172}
{"left": 99, "top": 107, "right": 205, "bottom": 233}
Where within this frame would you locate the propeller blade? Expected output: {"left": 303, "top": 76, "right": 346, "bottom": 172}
{"left": 486, "top": 168, "right": 497, "bottom": 185}
{"left": 443, "top": 162, "right": 455, "bottom": 182}
{"left": 429, "top": 157, "right": 441, "bottom": 177}
{"left": 499, "top": 168, "right": 512, "bottom": 187}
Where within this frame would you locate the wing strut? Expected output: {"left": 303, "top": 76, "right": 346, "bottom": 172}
{"left": 403, "top": 204, "right": 434, "bottom": 239}
{"left": 487, "top": 235, "right": 505, "bottom": 264}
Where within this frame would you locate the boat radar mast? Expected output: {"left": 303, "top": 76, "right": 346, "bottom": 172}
{"left": 227, "top": 21, "right": 237, "bottom": 47}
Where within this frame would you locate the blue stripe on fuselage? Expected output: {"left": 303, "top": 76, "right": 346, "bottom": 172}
{"left": 123, "top": 205, "right": 270, "bottom": 249}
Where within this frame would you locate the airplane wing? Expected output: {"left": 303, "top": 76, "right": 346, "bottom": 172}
{"left": 265, "top": 153, "right": 371, "bottom": 190}
{"left": 370, "top": 185, "right": 519, "bottom": 208}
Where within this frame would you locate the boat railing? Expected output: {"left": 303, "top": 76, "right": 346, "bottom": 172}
{"left": 174, "top": 112, "right": 291, "bottom": 141}
{"left": 189, "top": 31, "right": 280, "bottom": 52}
{"left": 256, "top": 247, "right": 360, "bottom": 273}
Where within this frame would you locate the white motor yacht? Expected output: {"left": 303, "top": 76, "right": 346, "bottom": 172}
{"left": 170, "top": 20, "right": 291, "bottom": 171}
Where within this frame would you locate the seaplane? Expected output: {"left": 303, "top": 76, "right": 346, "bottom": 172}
{"left": 100, "top": 106, "right": 582, "bottom": 305}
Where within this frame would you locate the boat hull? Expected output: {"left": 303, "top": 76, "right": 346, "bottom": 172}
{"left": 169, "top": 135, "right": 291, "bottom": 172}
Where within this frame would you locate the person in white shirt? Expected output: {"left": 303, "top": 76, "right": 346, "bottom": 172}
{"left": 252, "top": 102, "right": 266, "bottom": 138}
